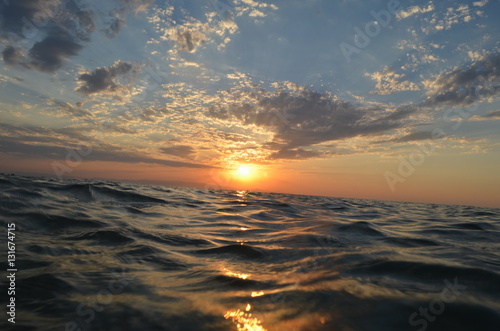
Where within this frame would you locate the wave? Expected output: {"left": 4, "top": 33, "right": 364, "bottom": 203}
{"left": 1, "top": 174, "right": 499, "bottom": 330}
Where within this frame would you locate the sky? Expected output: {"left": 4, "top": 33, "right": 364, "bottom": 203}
{"left": 0, "top": 0, "right": 499, "bottom": 208}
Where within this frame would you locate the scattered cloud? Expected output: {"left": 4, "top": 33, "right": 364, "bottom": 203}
{"left": 397, "top": 3, "right": 435, "bottom": 20}
{"left": 365, "top": 67, "right": 420, "bottom": 95}
{"left": 420, "top": 3, "right": 484, "bottom": 34}
{"left": 77, "top": 61, "right": 134, "bottom": 95}
{"left": 169, "top": 27, "right": 207, "bottom": 53}
{"left": 472, "top": 0, "right": 489, "bottom": 7}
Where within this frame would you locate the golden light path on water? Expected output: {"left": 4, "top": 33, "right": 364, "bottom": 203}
{"left": 224, "top": 305, "right": 267, "bottom": 331}
{"left": 222, "top": 267, "right": 267, "bottom": 331}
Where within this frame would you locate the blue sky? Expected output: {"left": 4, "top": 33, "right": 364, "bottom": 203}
{"left": 0, "top": 0, "right": 499, "bottom": 207}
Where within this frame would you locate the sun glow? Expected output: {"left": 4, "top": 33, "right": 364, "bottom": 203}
{"left": 234, "top": 164, "right": 256, "bottom": 181}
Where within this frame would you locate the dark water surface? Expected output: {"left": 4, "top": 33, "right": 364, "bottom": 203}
{"left": 1, "top": 175, "right": 499, "bottom": 330}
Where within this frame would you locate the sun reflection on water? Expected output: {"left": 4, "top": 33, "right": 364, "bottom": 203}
{"left": 224, "top": 305, "right": 267, "bottom": 331}
{"left": 223, "top": 267, "right": 250, "bottom": 280}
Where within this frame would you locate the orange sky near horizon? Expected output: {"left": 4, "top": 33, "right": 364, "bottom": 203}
{"left": 2, "top": 151, "right": 499, "bottom": 209}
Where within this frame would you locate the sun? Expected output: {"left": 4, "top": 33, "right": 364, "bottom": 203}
{"left": 234, "top": 164, "right": 255, "bottom": 181}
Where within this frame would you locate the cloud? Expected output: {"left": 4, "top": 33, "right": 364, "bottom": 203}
{"left": 46, "top": 99, "right": 93, "bottom": 118}
{"left": 469, "top": 110, "right": 500, "bottom": 121}
{"left": 423, "top": 52, "right": 500, "bottom": 106}
{"left": 102, "top": 0, "right": 155, "bottom": 38}
{"left": 0, "top": 0, "right": 58, "bottom": 35}
{"left": 118, "top": 0, "right": 155, "bottom": 13}
{"left": 396, "top": 3, "right": 435, "bottom": 20}
{"left": 419, "top": 3, "right": 483, "bottom": 34}
{"left": 267, "top": 148, "right": 321, "bottom": 160}
{"left": 483, "top": 110, "right": 500, "bottom": 118}
{"left": 472, "top": 0, "right": 489, "bottom": 7}
{"left": 1, "top": 27, "right": 84, "bottom": 73}
{"left": 0, "top": 122, "right": 213, "bottom": 169}
{"left": 103, "top": 16, "right": 126, "bottom": 38}
{"left": 2, "top": 46, "right": 24, "bottom": 66}
{"left": 29, "top": 27, "right": 84, "bottom": 72}
{"left": 366, "top": 67, "right": 420, "bottom": 95}
{"left": 0, "top": 0, "right": 151, "bottom": 72}
{"left": 206, "top": 83, "right": 404, "bottom": 159}
{"left": 171, "top": 28, "right": 207, "bottom": 53}
{"left": 160, "top": 145, "right": 196, "bottom": 159}
{"left": 77, "top": 61, "right": 134, "bottom": 95}
{"left": 151, "top": 0, "right": 274, "bottom": 56}
{"left": 0, "top": 0, "right": 93, "bottom": 72}
{"left": 379, "top": 131, "right": 435, "bottom": 144}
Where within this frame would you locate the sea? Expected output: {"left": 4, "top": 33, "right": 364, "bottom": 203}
{"left": 1, "top": 174, "right": 499, "bottom": 331}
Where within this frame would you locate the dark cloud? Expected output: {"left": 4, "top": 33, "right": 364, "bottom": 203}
{"left": 0, "top": 0, "right": 45, "bottom": 35}
{"left": 0, "top": 0, "right": 149, "bottom": 72}
{"left": 77, "top": 61, "right": 133, "bottom": 95}
{"left": 483, "top": 110, "right": 500, "bottom": 118}
{"left": 424, "top": 53, "right": 500, "bottom": 106}
{"left": 2, "top": 46, "right": 24, "bottom": 66}
{"left": 174, "top": 29, "right": 206, "bottom": 53}
{"left": 28, "top": 27, "right": 83, "bottom": 72}
{"left": 103, "top": 17, "right": 126, "bottom": 38}
{"left": 208, "top": 87, "right": 401, "bottom": 159}
{"left": 268, "top": 148, "right": 321, "bottom": 160}
{"left": 160, "top": 145, "right": 195, "bottom": 159}
{"left": 67, "top": 8, "right": 96, "bottom": 41}
{"left": 0, "top": 0, "right": 93, "bottom": 73}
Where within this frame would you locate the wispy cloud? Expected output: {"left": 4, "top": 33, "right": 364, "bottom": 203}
{"left": 469, "top": 110, "right": 500, "bottom": 121}
{"left": 0, "top": 123, "right": 212, "bottom": 168}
